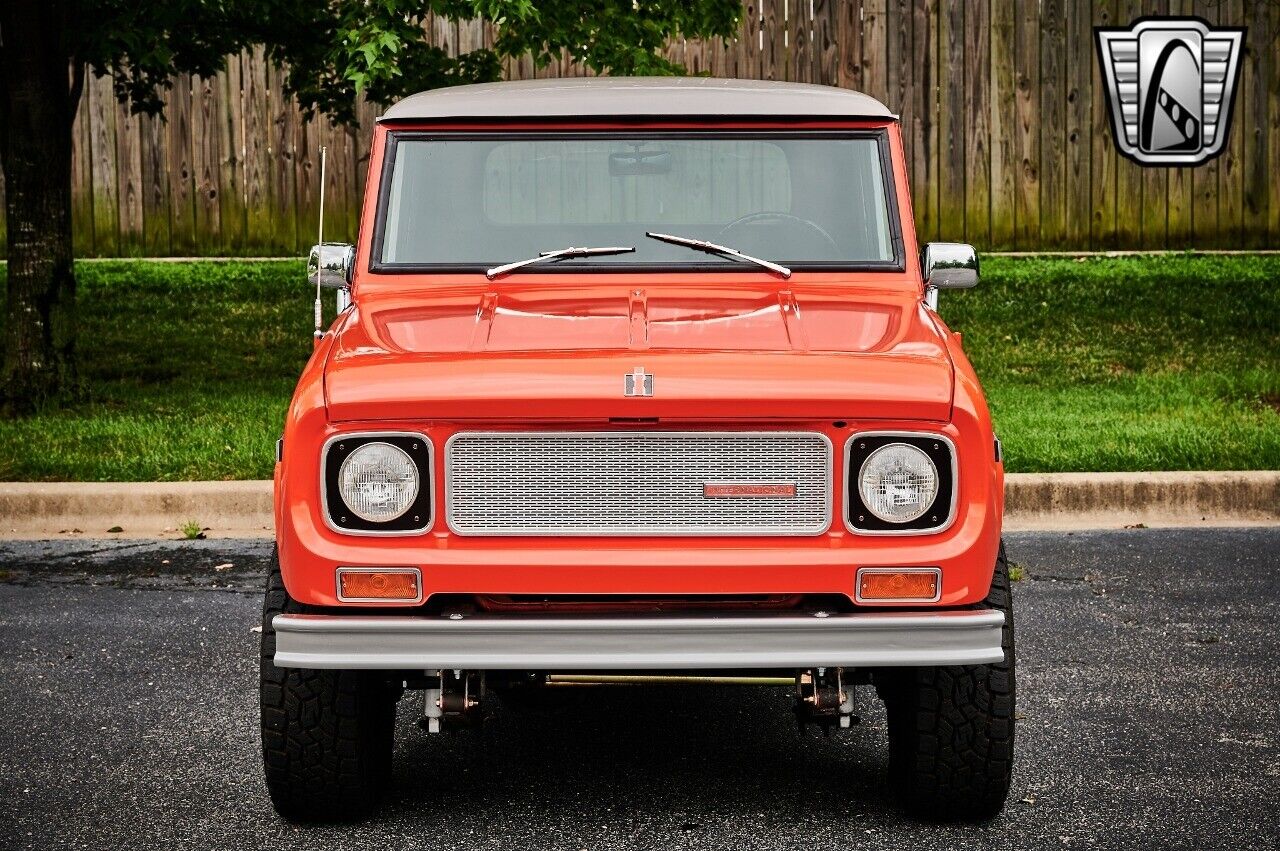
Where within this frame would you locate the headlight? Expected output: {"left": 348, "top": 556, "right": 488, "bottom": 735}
{"left": 338, "top": 442, "right": 419, "bottom": 521}
{"left": 323, "top": 433, "right": 433, "bottom": 534}
{"left": 858, "top": 443, "right": 939, "bottom": 523}
{"left": 846, "top": 433, "right": 955, "bottom": 534}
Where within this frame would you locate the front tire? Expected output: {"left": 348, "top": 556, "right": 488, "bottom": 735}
{"left": 876, "top": 542, "right": 1016, "bottom": 821}
{"left": 259, "top": 555, "right": 398, "bottom": 822}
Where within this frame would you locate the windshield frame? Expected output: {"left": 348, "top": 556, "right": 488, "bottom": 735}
{"left": 368, "top": 128, "right": 906, "bottom": 275}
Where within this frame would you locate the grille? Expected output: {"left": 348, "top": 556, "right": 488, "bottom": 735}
{"left": 446, "top": 431, "right": 832, "bottom": 536}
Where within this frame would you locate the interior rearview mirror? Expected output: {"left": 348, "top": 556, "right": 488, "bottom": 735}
{"left": 608, "top": 149, "right": 672, "bottom": 176}
{"left": 308, "top": 243, "right": 355, "bottom": 290}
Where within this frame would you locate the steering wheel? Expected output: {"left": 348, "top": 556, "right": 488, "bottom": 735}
{"left": 716, "top": 211, "right": 839, "bottom": 251}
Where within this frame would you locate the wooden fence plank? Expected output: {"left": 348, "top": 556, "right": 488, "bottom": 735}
{"left": 1013, "top": 0, "right": 1040, "bottom": 248}
{"left": 1240, "top": 0, "right": 1271, "bottom": 248}
{"left": 114, "top": 96, "right": 144, "bottom": 255}
{"left": 885, "top": 0, "right": 907, "bottom": 113}
{"left": 1089, "top": 0, "right": 1117, "bottom": 249}
{"left": 989, "top": 0, "right": 1016, "bottom": 249}
{"left": 911, "top": 0, "right": 939, "bottom": 243}
{"left": 685, "top": 37, "right": 710, "bottom": 77}
{"left": 243, "top": 49, "right": 275, "bottom": 250}
{"left": 963, "top": 0, "right": 991, "bottom": 247}
{"left": 190, "top": 74, "right": 222, "bottom": 252}
{"left": 218, "top": 56, "right": 247, "bottom": 253}
{"left": 812, "top": 0, "right": 838, "bottom": 87}
{"left": 166, "top": 73, "right": 196, "bottom": 255}
{"left": 139, "top": 111, "right": 172, "bottom": 256}
{"left": 836, "top": 0, "right": 862, "bottom": 91}
{"left": 70, "top": 89, "right": 96, "bottom": 255}
{"left": 762, "top": 0, "right": 781, "bottom": 81}
{"left": 740, "top": 2, "right": 764, "bottom": 82}
{"left": 786, "top": 0, "right": 807, "bottom": 83}
{"left": 938, "top": 0, "right": 965, "bottom": 242}
{"left": 323, "top": 121, "right": 357, "bottom": 245}
{"left": 294, "top": 114, "right": 319, "bottom": 254}
{"left": 1267, "top": 0, "right": 1280, "bottom": 246}
{"left": 664, "top": 35, "right": 685, "bottom": 77}
{"left": 1039, "top": 0, "right": 1067, "bottom": 247}
{"left": 434, "top": 15, "right": 458, "bottom": 67}
{"left": 887, "top": 0, "right": 912, "bottom": 227}
{"left": 1064, "top": 0, "right": 1091, "bottom": 247}
{"left": 88, "top": 72, "right": 120, "bottom": 257}
{"left": 1217, "top": 0, "right": 1244, "bottom": 248}
{"left": 269, "top": 63, "right": 298, "bottom": 254}
{"left": 862, "top": 0, "right": 887, "bottom": 106}
{"left": 708, "top": 28, "right": 731, "bottom": 79}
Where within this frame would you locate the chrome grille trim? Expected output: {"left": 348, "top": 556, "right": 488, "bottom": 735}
{"left": 445, "top": 431, "right": 832, "bottom": 536}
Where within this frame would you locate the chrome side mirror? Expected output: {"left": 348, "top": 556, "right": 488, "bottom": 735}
{"left": 308, "top": 242, "right": 354, "bottom": 313}
{"left": 921, "top": 243, "right": 978, "bottom": 310}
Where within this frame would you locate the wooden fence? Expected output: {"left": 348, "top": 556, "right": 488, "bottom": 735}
{"left": 2, "top": 0, "right": 1278, "bottom": 256}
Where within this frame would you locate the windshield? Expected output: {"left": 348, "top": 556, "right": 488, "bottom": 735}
{"left": 375, "top": 132, "right": 899, "bottom": 270}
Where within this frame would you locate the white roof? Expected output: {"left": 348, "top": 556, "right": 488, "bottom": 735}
{"left": 380, "top": 77, "right": 895, "bottom": 122}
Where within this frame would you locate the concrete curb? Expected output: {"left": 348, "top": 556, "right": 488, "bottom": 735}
{"left": 999, "top": 471, "right": 1279, "bottom": 531}
{"left": 1, "top": 472, "right": 1276, "bottom": 539}
{"left": 0, "top": 480, "right": 274, "bottom": 539}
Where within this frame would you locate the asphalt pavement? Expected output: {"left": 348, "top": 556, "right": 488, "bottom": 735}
{"left": 0, "top": 528, "right": 1277, "bottom": 850}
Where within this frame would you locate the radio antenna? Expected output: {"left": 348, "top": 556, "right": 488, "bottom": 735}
{"left": 313, "top": 145, "right": 327, "bottom": 339}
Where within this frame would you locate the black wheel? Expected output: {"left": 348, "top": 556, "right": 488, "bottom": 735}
{"left": 876, "top": 542, "right": 1016, "bottom": 821}
{"left": 259, "top": 553, "right": 398, "bottom": 822}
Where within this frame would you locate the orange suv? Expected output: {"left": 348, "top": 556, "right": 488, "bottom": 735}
{"left": 261, "top": 77, "right": 1013, "bottom": 823}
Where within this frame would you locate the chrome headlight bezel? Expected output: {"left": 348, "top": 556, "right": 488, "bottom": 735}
{"left": 321, "top": 432, "right": 434, "bottom": 535}
{"left": 844, "top": 432, "right": 957, "bottom": 535}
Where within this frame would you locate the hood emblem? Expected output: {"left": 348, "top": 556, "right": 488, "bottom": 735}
{"left": 624, "top": 366, "right": 653, "bottom": 397}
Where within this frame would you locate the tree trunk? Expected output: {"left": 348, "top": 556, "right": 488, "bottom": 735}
{"left": 0, "top": 1, "right": 78, "bottom": 415}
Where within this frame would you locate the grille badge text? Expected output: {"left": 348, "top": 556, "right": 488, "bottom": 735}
{"left": 703, "top": 482, "right": 797, "bottom": 498}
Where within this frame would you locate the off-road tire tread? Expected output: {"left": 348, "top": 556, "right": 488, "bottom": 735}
{"left": 877, "top": 541, "right": 1016, "bottom": 821}
{"left": 260, "top": 555, "right": 396, "bottom": 822}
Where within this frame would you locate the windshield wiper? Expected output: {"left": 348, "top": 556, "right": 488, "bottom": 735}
{"left": 645, "top": 231, "right": 791, "bottom": 278}
{"left": 486, "top": 245, "right": 635, "bottom": 279}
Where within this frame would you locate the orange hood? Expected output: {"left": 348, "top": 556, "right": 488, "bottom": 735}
{"left": 322, "top": 282, "right": 954, "bottom": 422}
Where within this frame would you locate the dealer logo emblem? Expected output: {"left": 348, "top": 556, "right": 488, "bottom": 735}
{"left": 1095, "top": 17, "right": 1244, "bottom": 167}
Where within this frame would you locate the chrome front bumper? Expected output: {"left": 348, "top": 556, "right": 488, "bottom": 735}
{"left": 272, "top": 609, "right": 1005, "bottom": 670}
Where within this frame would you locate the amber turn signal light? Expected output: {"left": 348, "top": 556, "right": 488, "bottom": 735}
{"left": 337, "top": 568, "right": 421, "bottom": 602}
{"left": 856, "top": 568, "right": 941, "bottom": 603}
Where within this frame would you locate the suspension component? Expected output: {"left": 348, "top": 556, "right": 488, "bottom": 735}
{"left": 794, "top": 667, "right": 857, "bottom": 734}
{"left": 420, "top": 669, "right": 485, "bottom": 733}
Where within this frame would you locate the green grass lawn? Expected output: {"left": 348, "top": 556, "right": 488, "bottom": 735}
{"left": 0, "top": 254, "right": 1277, "bottom": 480}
